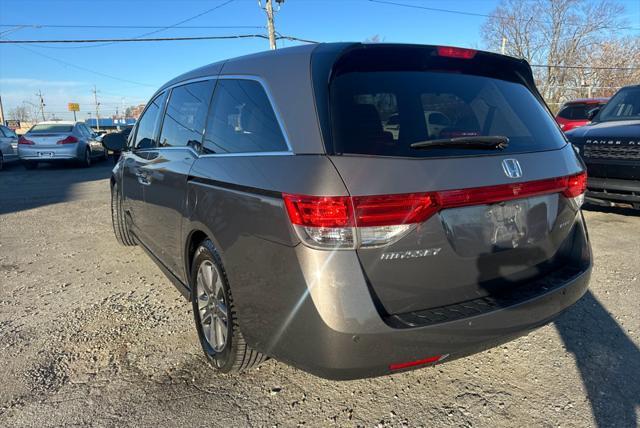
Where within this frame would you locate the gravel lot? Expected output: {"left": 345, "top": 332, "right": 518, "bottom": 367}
{"left": 0, "top": 160, "right": 638, "bottom": 427}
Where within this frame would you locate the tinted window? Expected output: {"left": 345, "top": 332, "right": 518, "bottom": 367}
{"left": 330, "top": 71, "right": 566, "bottom": 157}
{"left": 4, "top": 126, "right": 18, "bottom": 138}
{"left": 597, "top": 87, "right": 640, "bottom": 122}
{"left": 159, "top": 80, "right": 214, "bottom": 149}
{"left": 134, "top": 91, "right": 167, "bottom": 149}
{"left": 29, "top": 124, "right": 74, "bottom": 133}
{"left": 557, "top": 104, "right": 596, "bottom": 120}
{"left": 202, "top": 79, "right": 287, "bottom": 154}
{"left": 76, "top": 124, "right": 90, "bottom": 138}
{"left": 0, "top": 126, "right": 6, "bottom": 137}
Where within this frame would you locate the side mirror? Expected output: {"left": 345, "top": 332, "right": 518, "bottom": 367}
{"left": 102, "top": 132, "right": 128, "bottom": 152}
{"left": 587, "top": 107, "right": 601, "bottom": 121}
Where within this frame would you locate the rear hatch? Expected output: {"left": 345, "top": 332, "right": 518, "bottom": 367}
{"left": 317, "top": 44, "right": 586, "bottom": 315}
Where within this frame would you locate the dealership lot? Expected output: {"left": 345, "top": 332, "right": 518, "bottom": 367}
{"left": 0, "top": 162, "right": 638, "bottom": 427}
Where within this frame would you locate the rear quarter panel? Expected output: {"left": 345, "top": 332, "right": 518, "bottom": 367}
{"left": 183, "top": 154, "right": 348, "bottom": 348}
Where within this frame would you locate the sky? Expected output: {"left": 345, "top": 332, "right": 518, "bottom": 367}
{"left": 1, "top": 0, "right": 639, "bottom": 121}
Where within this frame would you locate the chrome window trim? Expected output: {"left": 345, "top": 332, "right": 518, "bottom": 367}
{"left": 134, "top": 146, "right": 292, "bottom": 158}
{"left": 156, "top": 74, "right": 293, "bottom": 157}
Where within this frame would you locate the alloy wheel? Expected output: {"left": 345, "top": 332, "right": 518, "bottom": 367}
{"left": 196, "top": 260, "right": 229, "bottom": 352}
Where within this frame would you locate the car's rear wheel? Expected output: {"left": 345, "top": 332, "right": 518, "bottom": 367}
{"left": 191, "top": 239, "right": 266, "bottom": 373}
{"left": 110, "top": 182, "right": 136, "bottom": 246}
{"left": 23, "top": 161, "right": 38, "bottom": 170}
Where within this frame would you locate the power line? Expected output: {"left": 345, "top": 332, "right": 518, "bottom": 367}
{"left": 0, "top": 24, "right": 264, "bottom": 30}
{"left": 0, "top": 33, "right": 318, "bottom": 45}
{"left": 367, "top": 0, "right": 640, "bottom": 31}
{"left": 530, "top": 64, "right": 640, "bottom": 71}
{"left": 11, "top": 44, "right": 157, "bottom": 87}
{"left": 128, "top": 0, "right": 237, "bottom": 40}
{"left": 16, "top": 0, "right": 240, "bottom": 50}
{"left": 0, "top": 34, "right": 273, "bottom": 44}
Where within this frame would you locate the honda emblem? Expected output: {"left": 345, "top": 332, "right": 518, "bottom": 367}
{"left": 502, "top": 159, "right": 523, "bottom": 179}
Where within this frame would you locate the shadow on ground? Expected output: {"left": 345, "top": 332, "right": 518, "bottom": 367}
{"left": 583, "top": 203, "right": 639, "bottom": 217}
{"left": 554, "top": 290, "right": 640, "bottom": 427}
{"left": 0, "top": 159, "right": 113, "bottom": 215}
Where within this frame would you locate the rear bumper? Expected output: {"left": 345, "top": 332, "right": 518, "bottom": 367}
{"left": 586, "top": 177, "right": 640, "bottom": 207}
{"left": 18, "top": 144, "right": 83, "bottom": 161}
{"left": 232, "top": 215, "right": 592, "bottom": 380}
{"left": 282, "top": 262, "right": 590, "bottom": 380}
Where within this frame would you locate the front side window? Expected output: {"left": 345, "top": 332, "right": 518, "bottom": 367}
{"left": 159, "top": 80, "right": 214, "bottom": 149}
{"left": 597, "top": 87, "right": 640, "bottom": 122}
{"left": 202, "top": 79, "right": 287, "bottom": 154}
{"left": 134, "top": 91, "right": 167, "bottom": 149}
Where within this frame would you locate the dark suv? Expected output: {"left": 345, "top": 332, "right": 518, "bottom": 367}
{"left": 566, "top": 85, "right": 640, "bottom": 209}
{"left": 105, "top": 43, "right": 591, "bottom": 380}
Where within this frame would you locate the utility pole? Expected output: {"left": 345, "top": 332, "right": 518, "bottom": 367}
{"left": 501, "top": 37, "right": 507, "bottom": 55}
{"left": 36, "top": 90, "right": 46, "bottom": 121}
{"left": 259, "top": 0, "right": 283, "bottom": 50}
{"left": 92, "top": 85, "right": 101, "bottom": 132}
{"left": 0, "top": 95, "right": 5, "bottom": 126}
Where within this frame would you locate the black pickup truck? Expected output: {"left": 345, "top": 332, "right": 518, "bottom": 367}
{"left": 566, "top": 84, "right": 640, "bottom": 209}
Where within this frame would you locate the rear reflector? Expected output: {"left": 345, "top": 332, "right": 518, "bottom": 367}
{"left": 57, "top": 135, "right": 79, "bottom": 145}
{"left": 283, "top": 171, "right": 587, "bottom": 250}
{"left": 437, "top": 46, "right": 476, "bottom": 59}
{"left": 389, "top": 354, "right": 446, "bottom": 371}
{"left": 18, "top": 136, "right": 35, "bottom": 145}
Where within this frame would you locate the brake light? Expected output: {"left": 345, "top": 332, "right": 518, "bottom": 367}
{"left": 18, "top": 136, "right": 35, "bottom": 145}
{"left": 436, "top": 46, "right": 476, "bottom": 59}
{"left": 283, "top": 172, "right": 587, "bottom": 250}
{"left": 563, "top": 171, "right": 587, "bottom": 198}
{"left": 57, "top": 135, "right": 78, "bottom": 145}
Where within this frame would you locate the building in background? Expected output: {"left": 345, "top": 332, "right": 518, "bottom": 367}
{"left": 86, "top": 118, "right": 136, "bottom": 132}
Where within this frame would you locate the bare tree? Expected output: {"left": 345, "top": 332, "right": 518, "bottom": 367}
{"left": 481, "top": 0, "right": 637, "bottom": 108}
{"left": 8, "top": 105, "right": 32, "bottom": 122}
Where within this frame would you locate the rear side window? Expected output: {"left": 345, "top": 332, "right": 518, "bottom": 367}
{"left": 597, "top": 87, "right": 640, "bottom": 122}
{"left": 134, "top": 91, "right": 167, "bottom": 149}
{"left": 29, "top": 124, "right": 74, "bottom": 133}
{"left": 159, "top": 80, "right": 214, "bottom": 149}
{"left": 557, "top": 104, "right": 594, "bottom": 120}
{"left": 202, "top": 79, "right": 287, "bottom": 154}
{"left": 330, "top": 71, "right": 566, "bottom": 158}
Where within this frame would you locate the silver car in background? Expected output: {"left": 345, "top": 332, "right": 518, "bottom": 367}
{"left": 18, "top": 121, "right": 107, "bottom": 169}
{"left": 0, "top": 125, "right": 19, "bottom": 170}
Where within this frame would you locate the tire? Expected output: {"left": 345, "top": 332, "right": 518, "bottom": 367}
{"left": 23, "top": 161, "right": 38, "bottom": 170}
{"left": 110, "top": 182, "right": 136, "bottom": 246}
{"left": 102, "top": 148, "right": 109, "bottom": 161}
{"left": 191, "top": 239, "right": 266, "bottom": 373}
{"left": 81, "top": 148, "right": 91, "bottom": 168}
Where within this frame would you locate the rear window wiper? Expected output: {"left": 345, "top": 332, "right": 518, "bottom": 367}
{"left": 410, "top": 136, "right": 509, "bottom": 150}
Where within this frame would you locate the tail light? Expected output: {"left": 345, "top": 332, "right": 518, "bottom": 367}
{"left": 57, "top": 135, "right": 79, "bottom": 145}
{"left": 436, "top": 46, "right": 476, "bottom": 59}
{"left": 283, "top": 171, "right": 587, "bottom": 250}
{"left": 18, "top": 136, "right": 35, "bottom": 145}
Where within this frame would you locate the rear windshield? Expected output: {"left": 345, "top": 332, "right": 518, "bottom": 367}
{"left": 329, "top": 71, "right": 566, "bottom": 157}
{"left": 557, "top": 103, "right": 599, "bottom": 120}
{"left": 596, "top": 87, "right": 640, "bottom": 122}
{"left": 29, "top": 124, "right": 74, "bottom": 133}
